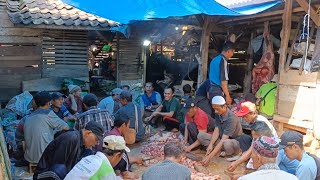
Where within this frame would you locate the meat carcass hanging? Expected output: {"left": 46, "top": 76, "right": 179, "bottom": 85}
{"left": 252, "top": 33, "right": 275, "bottom": 94}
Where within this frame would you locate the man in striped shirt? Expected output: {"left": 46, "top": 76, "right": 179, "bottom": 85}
{"left": 75, "top": 93, "right": 114, "bottom": 132}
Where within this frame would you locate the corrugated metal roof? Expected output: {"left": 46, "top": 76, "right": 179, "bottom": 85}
{"left": 6, "top": 0, "right": 119, "bottom": 28}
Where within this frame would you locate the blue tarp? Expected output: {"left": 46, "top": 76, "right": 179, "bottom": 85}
{"left": 62, "top": 0, "right": 282, "bottom": 24}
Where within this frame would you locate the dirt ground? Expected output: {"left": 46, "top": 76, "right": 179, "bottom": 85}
{"left": 128, "top": 134, "right": 247, "bottom": 180}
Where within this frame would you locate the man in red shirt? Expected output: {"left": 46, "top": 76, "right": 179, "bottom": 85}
{"left": 104, "top": 113, "right": 141, "bottom": 179}
{"left": 179, "top": 98, "right": 215, "bottom": 152}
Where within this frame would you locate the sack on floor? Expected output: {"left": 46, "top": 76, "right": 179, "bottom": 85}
{"left": 123, "top": 128, "right": 136, "bottom": 145}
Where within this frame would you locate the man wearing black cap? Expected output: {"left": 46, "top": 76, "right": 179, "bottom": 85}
{"left": 179, "top": 98, "right": 215, "bottom": 152}
{"left": 208, "top": 41, "right": 235, "bottom": 105}
{"left": 51, "top": 92, "right": 75, "bottom": 127}
{"left": 34, "top": 121, "right": 105, "bottom": 180}
{"left": 279, "top": 131, "right": 317, "bottom": 180}
{"left": 75, "top": 93, "right": 114, "bottom": 133}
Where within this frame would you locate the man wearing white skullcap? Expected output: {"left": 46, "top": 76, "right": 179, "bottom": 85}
{"left": 201, "top": 96, "right": 252, "bottom": 165}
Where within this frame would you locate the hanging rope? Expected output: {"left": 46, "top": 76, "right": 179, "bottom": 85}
{"left": 303, "top": 0, "right": 311, "bottom": 70}
{"left": 294, "top": 0, "right": 311, "bottom": 72}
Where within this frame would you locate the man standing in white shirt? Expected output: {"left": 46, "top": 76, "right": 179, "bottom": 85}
{"left": 64, "top": 135, "right": 130, "bottom": 180}
{"left": 239, "top": 136, "right": 298, "bottom": 180}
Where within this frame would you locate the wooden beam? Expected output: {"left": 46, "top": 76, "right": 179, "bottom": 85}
{"left": 197, "top": 16, "right": 211, "bottom": 88}
{"left": 276, "top": 0, "right": 293, "bottom": 114}
{"left": 243, "top": 32, "right": 254, "bottom": 94}
{"left": 218, "top": 5, "right": 320, "bottom": 25}
{"left": 285, "top": 20, "right": 302, "bottom": 72}
{"left": 295, "top": 0, "right": 320, "bottom": 27}
{"left": 279, "top": 0, "right": 293, "bottom": 72}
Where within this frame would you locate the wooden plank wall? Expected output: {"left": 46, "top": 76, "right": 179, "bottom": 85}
{"left": 42, "top": 30, "right": 89, "bottom": 78}
{"left": 276, "top": 70, "right": 320, "bottom": 129}
{"left": 0, "top": 3, "right": 42, "bottom": 101}
{"left": 118, "top": 37, "right": 143, "bottom": 83}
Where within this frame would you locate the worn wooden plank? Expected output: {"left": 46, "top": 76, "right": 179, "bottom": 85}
{"left": 42, "top": 70, "right": 88, "bottom": 78}
{"left": 278, "top": 84, "right": 317, "bottom": 121}
{"left": 273, "top": 115, "right": 312, "bottom": 132}
{"left": 0, "top": 46, "right": 41, "bottom": 56}
{"left": 22, "top": 77, "right": 89, "bottom": 92}
{"left": 43, "top": 64, "right": 88, "bottom": 69}
{"left": 0, "top": 55, "right": 41, "bottom": 61}
{"left": 313, "top": 85, "right": 320, "bottom": 139}
{"left": 279, "top": 70, "right": 318, "bottom": 87}
{"left": 42, "top": 38, "right": 88, "bottom": 43}
{"left": 0, "top": 28, "right": 41, "bottom": 36}
{"left": 42, "top": 45, "right": 87, "bottom": 50}
{"left": 43, "top": 53, "right": 87, "bottom": 58}
{"left": 0, "top": 36, "right": 41, "bottom": 44}
{"left": 0, "top": 67, "right": 40, "bottom": 75}
{"left": 43, "top": 49, "right": 87, "bottom": 54}
{"left": 42, "top": 41, "right": 87, "bottom": 46}
{"left": 0, "top": 74, "right": 41, "bottom": 88}
{"left": 119, "top": 74, "right": 141, "bottom": 80}
{"left": 43, "top": 59, "right": 87, "bottom": 64}
{"left": 0, "top": 60, "right": 40, "bottom": 67}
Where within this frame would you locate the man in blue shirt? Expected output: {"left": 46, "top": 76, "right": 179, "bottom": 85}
{"left": 279, "top": 131, "right": 317, "bottom": 180}
{"left": 209, "top": 41, "right": 235, "bottom": 105}
{"left": 141, "top": 82, "right": 162, "bottom": 127}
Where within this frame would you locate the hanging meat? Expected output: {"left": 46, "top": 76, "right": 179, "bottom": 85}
{"left": 252, "top": 34, "right": 275, "bottom": 94}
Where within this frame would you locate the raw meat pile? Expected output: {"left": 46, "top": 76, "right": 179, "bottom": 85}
{"left": 191, "top": 172, "right": 219, "bottom": 180}
{"left": 141, "top": 132, "right": 218, "bottom": 179}
{"left": 141, "top": 141, "right": 165, "bottom": 158}
{"left": 141, "top": 132, "right": 181, "bottom": 158}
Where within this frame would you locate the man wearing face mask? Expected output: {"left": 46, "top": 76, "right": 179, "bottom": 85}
{"left": 201, "top": 96, "right": 252, "bottom": 165}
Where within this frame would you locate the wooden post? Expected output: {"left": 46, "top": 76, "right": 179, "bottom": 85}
{"left": 142, "top": 46, "right": 147, "bottom": 83}
{"left": 279, "top": 0, "right": 292, "bottom": 72}
{"left": 243, "top": 32, "right": 254, "bottom": 95}
{"left": 116, "top": 33, "right": 120, "bottom": 86}
{"left": 276, "top": 0, "right": 292, "bottom": 114}
{"left": 197, "top": 16, "right": 211, "bottom": 88}
{"left": 285, "top": 19, "right": 302, "bottom": 72}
